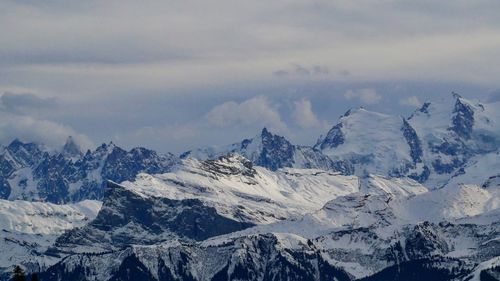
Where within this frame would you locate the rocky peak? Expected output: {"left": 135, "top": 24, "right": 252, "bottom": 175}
{"left": 93, "top": 141, "right": 117, "bottom": 159}
{"left": 401, "top": 118, "right": 423, "bottom": 164}
{"left": 62, "top": 136, "right": 83, "bottom": 158}
{"left": 449, "top": 93, "right": 475, "bottom": 139}
{"left": 260, "top": 127, "right": 272, "bottom": 138}
{"left": 259, "top": 128, "right": 292, "bottom": 151}
{"left": 6, "top": 139, "right": 40, "bottom": 154}
{"left": 6, "top": 138, "right": 24, "bottom": 151}
{"left": 314, "top": 122, "right": 344, "bottom": 150}
{"left": 0, "top": 138, "right": 179, "bottom": 202}
{"left": 341, "top": 108, "right": 353, "bottom": 118}
{"left": 419, "top": 102, "right": 431, "bottom": 114}
{"left": 315, "top": 108, "right": 377, "bottom": 151}
{"left": 408, "top": 102, "right": 431, "bottom": 120}
{"left": 4, "top": 139, "right": 42, "bottom": 167}
{"left": 201, "top": 154, "right": 257, "bottom": 177}
{"left": 254, "top": 128, "right": 294, "bottom": 171}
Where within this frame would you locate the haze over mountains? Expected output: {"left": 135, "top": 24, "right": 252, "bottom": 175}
{"left": 0, "top": 93, "right": 499, "bottom": 281}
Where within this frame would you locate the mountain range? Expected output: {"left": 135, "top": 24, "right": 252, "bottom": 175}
{"left": 0, "top": 93, "right": 498, "bottom": 281}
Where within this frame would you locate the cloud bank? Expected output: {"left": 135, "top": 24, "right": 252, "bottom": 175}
{"left": 0, "top": 92, "right": 92, "bottom": 150}
{"left": 344, "top": 88, "right": 382, "bottom": 104}
{"left": 0, "top": 1, "right": 498, "bottom": 152}
{"left": 206, "top": 96, "right": 288, "bottom": 133}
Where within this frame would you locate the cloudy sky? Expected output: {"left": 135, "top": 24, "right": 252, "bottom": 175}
{"left": 1, "top": 0, "right": 500, "bottom": 153}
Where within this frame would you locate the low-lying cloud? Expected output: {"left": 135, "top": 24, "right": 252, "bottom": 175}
{"left": 292, "top": 99, "right": 329, "bottom": 129}
{"left": 399, "top": 96, "right": 422, "bottom": 108}
{"left": 205, "top": 96, "right": 288, "bottom": 133}
{"left": 344, "top": 88, "right": 382, "bottom": 104}
{"left": 0, "top": 112, "right": 92, "bottom": 150}
{"left": 0, "top": 92, "right": 92, "bottom": 150}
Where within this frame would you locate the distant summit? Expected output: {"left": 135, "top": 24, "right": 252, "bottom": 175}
{"left": 181, "top": 127, "right": 353, "bottom": 173}
{"left": 0, "top": 139, "right": 179, "bottom": 203}
{"left": 62, "top": 136, "right": 83, "bottom": 158}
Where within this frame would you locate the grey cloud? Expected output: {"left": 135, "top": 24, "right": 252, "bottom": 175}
{"left": 293, "top": 64, "right": 311, "bottom": 76}
{"left": 274, "top": 64, "right": 330, "bottom": 77}
{"left": 487, "top": 89, "right": 500, "bottom": 102}
{"left": 0, "top": 49, "right": 192, "bottom": 66}
{"left": 273, "top": 70, "right": 289, "bottom": 77}
{"left": 338, "top": 70, "right": 351, "bottom": 77}
{"left": 0, "top": 0, "right": 498, "bottom": 153}
{"left": 1, "top": 1, "right": 500, "bottom": 92}
{"left": 313, "top": 65, "right": 330, "bottom": 75}
{"left": 1, "top": 92, "right": 58, "bottom": 113}
{"left": 0, "top": 111, "right": 92, "bottom": 150}
{"left": 0, "top": 91, "right": 91, "bottom": 149}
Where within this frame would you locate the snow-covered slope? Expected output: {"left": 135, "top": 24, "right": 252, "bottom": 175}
{"left": 122, "top": 155, "right": 359, "bottom": 224}
{"left": 183, "top": 175, "right": 498, "bottom": 279}
{"left": 0, "top": 199, "right": 101, "bottom": 276}
{"left": 53, "top": 155, "right": 360, "bottom": 254}
{"left": 43, "top": 152, "right": 499, "bottom": 280}
{"left": 38, "top": 175, "right": 500, "bottom": 281}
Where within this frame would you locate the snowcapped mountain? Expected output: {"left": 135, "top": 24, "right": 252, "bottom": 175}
{"left": 0, "top": 93, "right": 498, "bottom": 281}
{"left": 181, "top": 128, "right": 353, "bottom": 174}
{"left": 182, "top": 94, "right": 498, "bottom": 191}
{"left": 315, "top": 108, "right": 419, "bottom": 179}
{"left": 316, "top": 94, "right": 500, "bottom": 188}
{"left": 0, "top": 199, "right": 101, "bottom": 279}
{"left": 406, "top": 94, "right": 500, "bottom": 187}
{"left": 0, "top": 138, "right": 179, "bottom": 204}
{"left": 52, "top": 155, "right": 359, "bottom": 254}
{"left": 31, "top": 159, "right": 499, "bottom": 281}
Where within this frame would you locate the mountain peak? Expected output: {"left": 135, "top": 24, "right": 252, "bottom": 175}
{"left": 62, "top": 136, "right": 83, "bottom": 157}
{"left": 261, "top": 127, "right": 270, "bottom": 136}
{"left": 7, "top": 138, "right": 25, "bottom": 151}
{"left": 341, "top": 109, "right": 353, "bottom": 118}
{"left": 450, "top": 94, "right": 475, "bottom": 139}
{"left": 201, "top": 154, "right": 257, "bottom": 177}
{"left": 97, "top": 141, "right": 117, "bottom": 152}
{"left": 259, "top": 127, "right": 283, "bottom": 141}
{"left": 419, "top": 102, "right": 431, "bottom": 114}
{"left": 452, "top": 91, "right": 462, "bottom": 99}
{"left": 6, "top": 138, "right": 41, "bottom": 154}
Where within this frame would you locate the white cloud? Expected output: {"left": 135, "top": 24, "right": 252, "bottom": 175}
{"left": 0, "top": 112, "right": 93, "bottom": 150}
{"left": 0, "top": 92, "right": 91, "bottom": 149}
{"left": 344, "top": 88, "right": 382, "bottom": 104}
{"left": 399, "top": 96, "right": 422, "bottom": 107}
{"left": 292, "top": 99, "right": 328, "bottom": 129}
{"left": 205, "top": 96, "right": 287, "bottom": 132}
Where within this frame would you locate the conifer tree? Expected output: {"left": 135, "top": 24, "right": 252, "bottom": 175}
{"left": 11, "top": 265, "right": 26, "bottom": 281}
{"left": 30, "top": 273, "right": 39, "bottom": 281}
